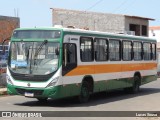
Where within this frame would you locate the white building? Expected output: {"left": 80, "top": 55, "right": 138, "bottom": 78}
{"left": 149, "top": 26, "right": 160, "bottom": 40}
{"left": 149, "top": 26, "right": 160, "bottom": 74}
{"left": 149, "top": 26, "right": 160, "bottom": 48}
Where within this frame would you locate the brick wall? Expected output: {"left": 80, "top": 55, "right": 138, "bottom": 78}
{"left": 0, "top": 16, "right": 20, "bottom": 43}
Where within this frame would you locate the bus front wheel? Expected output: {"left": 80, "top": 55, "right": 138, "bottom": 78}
{"left": 79, "top": 81, "right": 90, "bottom": 103}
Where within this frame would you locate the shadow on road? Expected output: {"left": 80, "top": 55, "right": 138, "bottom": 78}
{"left": 14, "top": 87, "right": 160, "bottom": 108}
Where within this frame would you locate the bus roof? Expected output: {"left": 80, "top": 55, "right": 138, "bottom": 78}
{"left": 14, "top": 27, "right": 156, "bottom": 42}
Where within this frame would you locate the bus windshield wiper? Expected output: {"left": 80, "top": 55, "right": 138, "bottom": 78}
{"left": 33, "top": 40, "right": 48, "bottom": 65}
{"left": 35, "top": 40, "right": 48, "bottom": 57}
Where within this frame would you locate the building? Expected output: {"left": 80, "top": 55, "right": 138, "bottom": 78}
{"left": 149, "top": 26, "right": 160, "bottom": 52}
{"left": 51, "top": 8, "right": 154, "bottom": 37}
{"left": 149, "top": 26, "right": 160, "bottom": 41}
{"left": 0, "top": 16, "right": 19, "bottom": 86}
{"left": 149, "top": 26, "right": 160, "bottom": 75}
{"left": 0, "top": 16, "right": 20, "bottom": 43}
{"left": 0, "top": 16, "right": 19, "bottom": 66}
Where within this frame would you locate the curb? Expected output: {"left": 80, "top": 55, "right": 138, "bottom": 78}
{"left": 0, "top": 88, "right": 7, "bottom": 96}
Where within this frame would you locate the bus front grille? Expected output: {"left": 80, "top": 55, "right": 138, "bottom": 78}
{"left": 16, "top": 88, "right": 44, "bottom": 96}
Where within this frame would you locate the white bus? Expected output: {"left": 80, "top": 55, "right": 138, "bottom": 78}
{"left": 6, "top": 27, "right": 157, "bottom": 102}
{"left": 0, "top": 44, "right": 9, "bottom": 61}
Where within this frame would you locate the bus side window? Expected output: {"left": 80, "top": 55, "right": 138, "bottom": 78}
{"left": 122, "top": 40, "right": 132, "bottom": 61}
{"left": 152, "top": 43, "right": 156, "bottom": 60}
{"left": 62, "top": 43, "right": 77, "bottom": 76}
{"left": 80, "top": 37, "right": 94, "bottom": 62}
{"left": 133, "top": 42, "right": 143, "bottom": 61}
{"left": 94, "top": 38, "right": 108, "bottom": 61}
{"left": 143, "top": 42, "right": 152, "bottom": 60}
{"left": 109, "top": 39, "right": 121, "bottom": 61}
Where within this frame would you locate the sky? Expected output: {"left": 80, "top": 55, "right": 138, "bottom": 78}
{"left": 1, "top": 0, "right": 160, "bottom": 27}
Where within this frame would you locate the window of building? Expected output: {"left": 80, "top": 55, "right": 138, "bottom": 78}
{"left": 133, "top": 42, "right": 142, "bottom": 60}
{"left": 152, "top": 43, "right": 156, "bottom": 60}
{"left": 109, "top": 39, "right": 121, "bottom": 61}
{"left": 143, "top": 43, "right": 151, "bottom": 60}
{"left": 95, "top": 38, "right": 108, "bottom": 61}
{"left": 142, "top": 25, "right": 147, "bottom": 36}
{"left": 129, "top": 24, "right": 140, "bottom": 36}
{"left": 80, "top": 37, "right": 94, "bottom": 62}
{"left": 122, "top": 41, "right": 132, "bottom": 61}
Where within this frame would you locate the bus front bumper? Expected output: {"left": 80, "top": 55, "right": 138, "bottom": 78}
{"left": 7, "top": 84, "right": 61, "bottom": 99}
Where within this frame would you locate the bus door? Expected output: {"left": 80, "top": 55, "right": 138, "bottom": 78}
{"left": 62, "top": 35, "right": 78, "bottom": 96}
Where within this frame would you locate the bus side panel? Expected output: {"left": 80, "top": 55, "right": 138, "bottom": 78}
{"left": 141, "top": 61, "right": 157, "bottom": 85}
{"left": 141, "top": 75, "right": 157, "bottom": 85}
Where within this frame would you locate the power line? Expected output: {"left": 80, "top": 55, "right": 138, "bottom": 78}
{"left": 112, "top": 0, "right": 129, "bottom": 13}
{"left": 100, "top": 0, "right": 130, "bottom": 27}
{"left": 85, "top": 0, "right": 104, "bottom": 11}
{"left": 56, "top": 0, "right": 104, "bottom": 25}
{"left": 120, "top": 0, "right": 136, "bottom": 14}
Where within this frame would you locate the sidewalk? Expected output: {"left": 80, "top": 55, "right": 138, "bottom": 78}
{"left": 0, "top": 87, "right": 7, "bottom": 95}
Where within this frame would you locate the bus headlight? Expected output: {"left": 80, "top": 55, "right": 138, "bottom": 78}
{"left": 46, "top": 77, "right": 59, "bottom": 88}
{"left": 6, "top": 75, "right": 13, "bottom": 85}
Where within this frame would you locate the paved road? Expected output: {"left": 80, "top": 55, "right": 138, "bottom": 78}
{"left": 0, "top": 79, "right": 160, "bottom": 120}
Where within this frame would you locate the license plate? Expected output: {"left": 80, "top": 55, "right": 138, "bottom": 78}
{"left": 25, "top": 92, "right": 34, "bottom": 97}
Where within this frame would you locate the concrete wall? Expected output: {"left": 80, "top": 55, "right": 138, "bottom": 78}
{"left": 52, "top": 8, "right": 151, "bottom": 37}
{"left": 52, "top": 8, "right": 125, "bottom": 33}
{"left": 0, "top": 16, "right": 20, "bottom": 43}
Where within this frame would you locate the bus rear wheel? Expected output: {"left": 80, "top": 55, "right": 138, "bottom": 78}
{"left": 79, "top": 81, "right": 90, "bottom": 103}
{"left": 124, "top": 76, "right": 140, "bottom": 94}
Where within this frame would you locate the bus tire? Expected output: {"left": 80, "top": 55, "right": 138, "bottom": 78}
{"left": 37, "top": 98, "right": 48, "bottom": 102}
{"left": 124, "top": 76, "right": 140, "bottom": 94}
{"left": 133, "top": 76, "right": 140, "bottom": 93}
{"left": 79, "top": 81, "right": 90, "bottom": 103}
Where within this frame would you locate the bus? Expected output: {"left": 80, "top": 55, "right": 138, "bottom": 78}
{"left": 0, "top": 44, "right": 8, "bottom": 86}
{"left": 6, "top": 27, "right": 157, "bottom": 102}
{"left": 0, "top": 44, "right": 9, "bottom": 62}
{"left": 157, "top": 52, "right": 160, "bottom": 77}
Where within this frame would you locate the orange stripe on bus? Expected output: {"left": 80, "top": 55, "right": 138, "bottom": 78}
{"left": 65, "top": 63, "right": 157, "bottom": 76}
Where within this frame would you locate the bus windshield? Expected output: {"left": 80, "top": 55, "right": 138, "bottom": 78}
{"left": 9, "top": 41, "right": 60, "bottom": 75}
{"left": 12, "top": 30, "right": 61, "bottom": 39}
